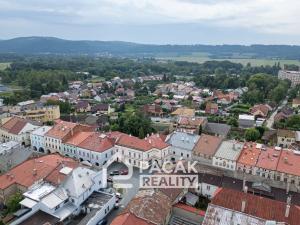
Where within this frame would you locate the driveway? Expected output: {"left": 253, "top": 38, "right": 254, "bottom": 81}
{"left": 105, "top": 162, "right": 149, "bottom": 224}
{"left": 265, "top": 98, "right": 288, "bottom": 129}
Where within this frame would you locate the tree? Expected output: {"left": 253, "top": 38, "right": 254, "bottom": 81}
{"left": 198, "top": 125, "right": 203, "bottom": 135}
{"left": 244, "top": 128, "right": 261, "bottom": 141}
{"left": 139, "top": 127, "right": 145, "bottom": 139}
{"left": 227, "top": 117, "right": 238, "bottom": 127}
{"left": 5, "top": 192, "right": 23, "bottom": 214}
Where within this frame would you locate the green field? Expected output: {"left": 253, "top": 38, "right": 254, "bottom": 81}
{"left": 0, "top": 62, "right": 11, "bottom": 71}
{"left": 157, "top": 53, "right": 300, "bottom": 66}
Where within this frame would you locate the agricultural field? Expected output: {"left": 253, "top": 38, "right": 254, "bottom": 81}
{"left": 0, "top": 62, "right": 10, "bottom": 71}
{"left": 157, "top": 53, "right": 300, "bottom": 66}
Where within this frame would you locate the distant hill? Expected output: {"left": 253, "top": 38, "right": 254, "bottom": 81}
{"left": 1, "top": 36, "right": 300, "bottom": 59}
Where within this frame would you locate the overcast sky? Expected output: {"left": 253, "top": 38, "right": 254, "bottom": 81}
{"left": 1, "top": 0, "right": 300, "bottom": 45}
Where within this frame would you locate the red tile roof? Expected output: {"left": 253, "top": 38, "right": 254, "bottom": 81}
{"left": 116, "top": 134, "right": 153, "bottom": 152}
{"left": 0, "top": 154, "right": 76, "bottom": 190}
{"left": 277, "top": 150, "right": 300, "bottom": 177}
{"left": 211, "top": 188, "right": 300, "bottom": 225}
{"left": 0, "top": 117, "right": 28, "bottom": 135}
{"left": 237, "top": 143, "right": 261, "bottom": 166}
{"left": 193, "top": 134, "right": 222, "bottom": 157}
{"left": 146, "top": 134, "right": 169, "bottom": 150}
{"left": 45, "top": 120, "right": 77, "bottom": 139}
{"left": 64, "top": 132, "right": 93, "bottom": 146}
{"left": 44, "top": 161, "right": 79, "bottom": 186}
{"left": 110, "top": 212, "right": 154, "bottom": 225}
{"left": 174, "top": 203, "right": 206, "bottom": 216}
{"left": 78, "top": 133, "right": 114, "bottom": 153}
{"left": 250, "top": 104, "right": 270, "bottom": 117}
{"left": 256, "top": 147, "right": 281, "bottom": 171}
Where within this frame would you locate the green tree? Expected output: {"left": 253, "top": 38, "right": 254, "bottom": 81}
{"left": 5, "top": 192, "right": 23, "bottom": 214}
{"left": 139, "top": 127, "right": 145, "bottom": 139}
{"left": 244, "top": 128, "right": 261, "bottom": 141}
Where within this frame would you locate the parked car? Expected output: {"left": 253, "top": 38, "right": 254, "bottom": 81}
{"left": 107, "top": 177, "right": 113, "bottom": 182}
{"left": 116, "top": 192, "right": 122, "bottom": 199}
{"left": 97, "top": 219, "right": 107, "bottom": 225}
{"left": 110, "top": 170, "right": 120, "bottom": 176}
{"left": 120, "top": 169, "right": 128, "bottom": 175}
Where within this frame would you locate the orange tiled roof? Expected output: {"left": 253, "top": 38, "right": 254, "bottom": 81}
{"left": 44, "top": 160, "right": 79, "bottom": 186}
{"left": 211, "top": 188, "right": 300, "bottom": 225}
{"left": 110, "top": 212, "right": 154, "bottom": 225}
{"left": 0, "top": 117, "right": 28, "bottom": 135}
{"left": 146, "top": 134, "right": 169, "bottom": 150}
{"left": 77, "top": 133, "right": 114, "bottom": 153}
{"left": 45, "top": 120, "right": 77, "bottom": 139}
{"left": 0, "top": 154, "right": 76, "bottom": 190}
{"left": 255, "top": 147, "right": 281, "bottom": 171}
{"left": 64, "top": 132, "right": 93, "bottom": 146}
{"left": 237, "top": 143, "right": 261, "bottom": 166}
{"left": 116, "top": 134, "right": 153, "bottom": 152}
{"left": 277, "top": 150, "right": 300, "bottom": 177}
{"left": 193, "top": 134, "right": 222, "bottom": 157}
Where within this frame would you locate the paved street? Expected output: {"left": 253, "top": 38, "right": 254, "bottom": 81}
{"left": 105, "top": 162, "right": 150, "bottom": 224}
{"left": 265, "top": 97, "right": 288, "bottom": 129}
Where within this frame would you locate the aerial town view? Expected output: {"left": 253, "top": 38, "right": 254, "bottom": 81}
{"left": 1, "top": 1, "right": 300, "bottom": 225}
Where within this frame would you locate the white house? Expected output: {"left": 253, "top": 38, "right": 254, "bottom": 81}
{"left": 166, "top": 131, "right": 199, "bottom": 162}
{"left": 11, "top": 166, "right": 115, "bottom": 225}
{"left": 0, "top": 116, "right": 40, "bottom": 146}
{"left": 30, "top": 126, "right": 52, "bottom": 153}
{"left": 212, "top": 140, "right": 244, "bottom": 171}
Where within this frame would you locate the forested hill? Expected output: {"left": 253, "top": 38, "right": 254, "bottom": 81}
{"left": 1, "top": 37, "right": 300, "bottom": 59}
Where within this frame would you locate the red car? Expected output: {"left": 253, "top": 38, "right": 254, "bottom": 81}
{"left": 119, "top": 169, "right": 128, "bottom": 175}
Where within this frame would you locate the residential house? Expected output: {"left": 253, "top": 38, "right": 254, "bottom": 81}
{"left": 75, "top": 101, "right": 91, "bottom": 113}
{"left": 196, "top": 173, "right": 223, "bottom": 199}
{"left": 31, "top": 126, "right": 52, "bottom": 153}
{"left": 292, "top": 98, "right": 300, "bottom": 108}
{"left": 205, "top": 102, "right": 218, "bottom": 115}
{"left": 276, "top": 149, "right": 300, "bottom": 189}
{"left": 204, "top": 122, "right": 231, "bottom": 138}
{"left": 254, "top": 146, "right": 282, "bottom": 180}
{"left": 171, "top": 107, "right": 195, "bottom": 117}
{"left": 203, "top": 188, "right": 300, "bottom": 225}
{"left": 143, "top": 104, "right": 164, "bottom": 117}
{"left": 111, "top": 189, "right": 173, "bottom": 225}
{"left": 44, "top": 120, "right": 93, "bottom": 153}
{"left": 192, "top": 134, "right": 222, "bottom": 165}
{"left": 0, "top": 154, "right": 77, "bottom": 203}
{"left": 11, "top": 167, "right": 114, "bottom": 225}
{"left": 91, "top": 103, "right": 112, "bottom": 115}
{"left": 76, "top": 133, "right": 115, "bottom": 166}
{"left": 238, "top": 114, "right": 255, "bottom": 128}
{"left": 236, "top": 143, "right": 261, "bottom": 175}
{"left": 250, "top": 104, "right": 271, "bottom": 118}
{"left": 174, "top": 116, "right": 208, "bottom": 134}
{"left": 277, "top": 129, "right": 296, "bottom": 148}
{"left": 0, "top": 116, "right": 40, "bottom": 146}
{"left": 115, "top": 133, "right": 170, "bottom": 168}
{"left": 213, "top": 140, "right": 244, "bottom": 171}
{"left": 22, "top": 105, "right": 60, "bottom": 123}
{"left": 166, "top": 131, "right": 199, "bottom": 162}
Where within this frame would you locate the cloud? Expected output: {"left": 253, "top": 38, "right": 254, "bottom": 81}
{"left": 0, "top": 0, "right": 300, "bottom": 43}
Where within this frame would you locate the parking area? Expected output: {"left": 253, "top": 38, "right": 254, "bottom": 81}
{"left": 105, "top": 162, "right": 149, "bottom": 224}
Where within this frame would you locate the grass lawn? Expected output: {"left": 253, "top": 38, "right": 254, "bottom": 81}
{"left": 157, "top": 53, "right": 300, "bottom": 66}
{"left": 0, "top": 62, "right": 11, "bottom": 71}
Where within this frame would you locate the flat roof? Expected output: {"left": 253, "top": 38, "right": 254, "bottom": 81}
{"left": 239, "top": 114, "right": 255, "bottom": 120}
{"left": 77, "top": 191, "right": 114, "bottom": 225}
{"left": 19, "top": 210, "right": 59, "bottom": 225}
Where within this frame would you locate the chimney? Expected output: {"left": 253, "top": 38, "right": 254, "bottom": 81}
{"left": 241, "top": 200, "right": 246, "bottom": 212}
{"left": 33, "top": 169, "right": 37, "bottom": 176}
{"left": 285, "top": 205, "right": 291, "bottom": 218}
{"left": 243, "top": 185, "right": 248, "bottom": 194}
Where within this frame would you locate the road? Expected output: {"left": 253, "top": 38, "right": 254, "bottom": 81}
{"left": 105, "top": 162, "right": 149, "bottom": 224}
{"left": 265, "top": 97, "right": 288, "bottom": 129}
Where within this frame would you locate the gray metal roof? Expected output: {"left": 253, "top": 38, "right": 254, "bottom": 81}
{"left": 214, "top": 140, "right": 244, "bottom": 161}
{"left": 167, "top": 131, "right": 199, "bottom": 151}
